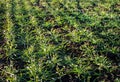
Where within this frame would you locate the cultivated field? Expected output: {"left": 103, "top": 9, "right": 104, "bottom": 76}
{"left": 0, "top": 0, "right": 120, "bottom": 82}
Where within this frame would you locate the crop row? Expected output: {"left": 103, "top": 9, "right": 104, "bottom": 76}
{"left": 0, "top": 0, "right": 120, "bottom": 82}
